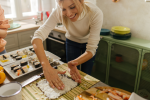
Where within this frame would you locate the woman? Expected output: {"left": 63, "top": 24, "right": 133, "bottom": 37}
{"left": 0, "top": 5, "right": 10, "bottom": 55}
{"left": 31, "top": 0, "right": 103, "bottom": 90}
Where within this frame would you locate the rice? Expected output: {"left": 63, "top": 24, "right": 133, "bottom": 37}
{"left": 37, "top": 75, "right": 78, "bottom": 99}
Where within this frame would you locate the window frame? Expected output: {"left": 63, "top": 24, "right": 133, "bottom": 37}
{"left": 4, "top": 0, "right": 42, "bottom": 21}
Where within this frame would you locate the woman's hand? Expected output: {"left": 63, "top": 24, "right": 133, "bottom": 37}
{"left": 68, "top": 61, "right": 81, "bottom": 83}
{"left": 43, "top": 65, "right": 66, "bottom": 90}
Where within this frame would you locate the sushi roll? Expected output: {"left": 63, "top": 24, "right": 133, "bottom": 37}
{"left": 31, "top": 48, "right": 35, "bottom": 52}
{"left": 13, "top": 66, "right": 21, "bottom": 72}
{"left": 12, "top": 54, "right": 18, "bottom": 58}
{"left": 15, "top": 69, "right": 22, "bottom": 76}
{"left": 21, "top": 66, "right": 29, "bottom": 73}
{"left": 10, "top": 53, "right": 13, "bottom": 57}
{"left": 0, "top": 55, "right": 3, "bottom": 60}
{"left": 11, "top": 64, "right": 19, "bottom": 70}
{"left": 16, "top": 56, "right": 22, "bottom": 60}
{"left": 17, "top": 51, "right": 24, "bottom": 56}
{"left": 3, "top": 54, "right": 9, "bottom": 59}
{"left": 28, "top": 51, "right": 34, "bottom": 56}
{"left": 23, "top": 49, "right": 28, "bottom": 55}
{"left": 29, "top": 48, "right": 33, "bottom": 51}
{"left": 30, "top": 59, "right": 36, "bottom": 65}
{"left": 28, "top": 57, "right": 32, "bottom": 63}
{"left": 34, "top": 62, "right": 41, "bottom": 68}
{"left": 20, "top": 61, "right": 28, "bottom": 66}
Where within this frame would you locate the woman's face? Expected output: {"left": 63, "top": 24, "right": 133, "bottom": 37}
{"left": 59, "top": 0, "right": 82, "bottom": 22}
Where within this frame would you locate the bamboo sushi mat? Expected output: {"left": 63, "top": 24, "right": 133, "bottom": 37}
{"left": 22, "top": 63, "right": 100, "bottom": 100}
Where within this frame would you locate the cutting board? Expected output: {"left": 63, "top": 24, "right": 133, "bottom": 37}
{"left": 76, "top": 87, "right": 131, "bottom": 100}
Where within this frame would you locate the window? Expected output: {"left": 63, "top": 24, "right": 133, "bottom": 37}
{"left": 0, "top": 0, "right": 42, "bottom": 21}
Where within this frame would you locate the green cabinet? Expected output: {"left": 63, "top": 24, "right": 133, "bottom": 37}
{"left": 91, "top": 35, "right": 150, "bottom": 98}
{"left": 91, "top": 40, "right": 109, "bottom": 82}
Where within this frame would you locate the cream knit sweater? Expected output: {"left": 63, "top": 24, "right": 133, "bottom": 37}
{"left": 31, "top": 3, "right": 103, "bottom": 56}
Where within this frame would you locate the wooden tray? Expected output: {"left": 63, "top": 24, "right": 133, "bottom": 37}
{"left": 76, "top": 86, "right": 131, "bottom": 100}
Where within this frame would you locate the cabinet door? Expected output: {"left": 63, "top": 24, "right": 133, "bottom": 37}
{"left": 19, "top": 44, "right": 32, "bottom": 49}
{"left": 18, "top": 30, "right": 36, "bottom": 46}
{"left": 6, "top": 47, "right": 19, "bottom": 52}
{"left": 108, "top": 43, "right": 141, "bottom": 92}
{"left": 91, "top": 40, "right": 108, "bottom": 83}
{"left": 5, "top": 33, "right": 18, "bottom": 50}
{"left": 137, "top": 51, "right": 150, "bottom": 99}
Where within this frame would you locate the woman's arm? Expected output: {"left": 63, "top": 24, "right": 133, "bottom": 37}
{"left": 72, "top": 51, "right": 93, "bottom": 65}
{"left": 32, "top": 39, "right": 66, "bottom": 90}
{"left": 0, "top": 29, "right": 7, "bottom": 38}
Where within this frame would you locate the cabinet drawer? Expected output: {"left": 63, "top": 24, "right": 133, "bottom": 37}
{"left": 18, "top": 30, "right": 36, "bottom": 46}
{"left": 5, "top": 34, "right": 18, "bottom": 50}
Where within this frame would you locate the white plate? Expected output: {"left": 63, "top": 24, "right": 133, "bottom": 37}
{"left": 4, "top": 56, "right": 60, "bottom": 79}
{"left": 44, "top": 50, "right": 61, "bottom": 60}
{"left": 0, "top": 53, "right": 15, "bottom": 66}
{"left": 2, "top": 46, "right": 61, "bottom": 67}
{"left": 4, "top": 58, "right": 42, "bottom": 79}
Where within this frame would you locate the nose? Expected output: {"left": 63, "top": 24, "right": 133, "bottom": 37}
{"left": 66, "top": 9, "right": 72, "bottom": 17}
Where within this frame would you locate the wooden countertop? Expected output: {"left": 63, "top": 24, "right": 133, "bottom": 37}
{"left": 7, "top": 19, "right": 66, "bottom": 34}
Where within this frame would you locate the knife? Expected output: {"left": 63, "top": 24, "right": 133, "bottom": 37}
{"left": 21, "top": 73, "right": 44, "bottom": 87}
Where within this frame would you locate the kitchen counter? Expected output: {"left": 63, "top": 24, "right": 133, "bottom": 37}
{"left": 7, "top": 19, "right": 66, "bottom": 34}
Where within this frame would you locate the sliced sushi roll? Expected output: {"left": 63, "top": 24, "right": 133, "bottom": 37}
{"left": 11, "top": 64, "right": 19, "bottom": 70}
{"left": 23, "top": 49, "right": 28, "bottom": 55}
{"left": 17, "top": 51, "right": 24, "bottom": 56}
{"left": 31, "top": 60, "right": 36, "bottom": 65}
{"left": 3, "top": 54, "right": 9, "bottom": 59}
{"left": 15, "top": 69, "right": 22, "bottom": 76}
{"left": 28, "top": 51, "right": 34, "bottom": 56}
{"left": 21, "top": 66, "right": 29, "bottom": 73}
{"left": 12, "top": 54, "right": 18, "bottom": 58}
{"left": 13, "top": 66, "right": 21, "bottom": 72}
{"left": 29, "top": 48, "right": 33, "bottom": 51}
{"left": 0, "top": 55, "right": 3, "bottom": 60}
{"left": 16, "top": 56, "right": 22, "bottom": 60}
{"left": 10, "top": 53, "right": 13, "bottom": 57}
{"left": 31, "top": 48, "right": 35, "bottom": 52}
{"left": 28, "top": 57, "right": 32, "bottom": 63}
{"left": 20, "top": 61, "right": 28, "bottom": 66}
{"left": 34, "top": 62, "right": 41, "bottom": 68}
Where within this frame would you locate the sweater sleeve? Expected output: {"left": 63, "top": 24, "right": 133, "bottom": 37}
{"left": 86, "top": 8, "right": 103, "bottom": 56}
{"left": 31, "top": 9, "right": 60, "bottom": 43}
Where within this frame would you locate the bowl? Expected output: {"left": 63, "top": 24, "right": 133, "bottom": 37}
{"left": 111, "top": 29, "right": 130, "bottom": 35}
{"left": 100, "top": 29, "right": 110, "bottom": 35}
{"left": 111, "top": 26, "right": 130, "bottom": 32}
{"left": 5, "top": 18, "right": 13, "bottom": 28}
{"left": 0, "top": 82, "right": 22, "bottom": 100}
{"left": 110, "top": 31, "right": 131, "bottom": 40}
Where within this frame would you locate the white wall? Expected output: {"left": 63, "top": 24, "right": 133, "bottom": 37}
{"left": 97, "top": 0, "right": 150, "bottom": 40}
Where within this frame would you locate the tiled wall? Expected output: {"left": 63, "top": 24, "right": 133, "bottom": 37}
{"left": 96, "top": 0, "right": 150, "bottom": 40}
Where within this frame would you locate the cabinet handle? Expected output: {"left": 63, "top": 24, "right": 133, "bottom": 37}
{"left": 30, "top": 35, "right": 33, "bottom": 39}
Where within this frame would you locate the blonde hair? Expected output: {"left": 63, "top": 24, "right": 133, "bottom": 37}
{"left": 56, "top": 0, "right": 91, "bottom": 29}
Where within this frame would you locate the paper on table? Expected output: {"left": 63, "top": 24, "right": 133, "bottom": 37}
{"left": 129, "top": 92, "right": 147, "bottom": 100}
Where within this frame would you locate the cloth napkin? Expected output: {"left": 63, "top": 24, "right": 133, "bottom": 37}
{"left": 129, "top": 92, "right": 147, "bottom": 100}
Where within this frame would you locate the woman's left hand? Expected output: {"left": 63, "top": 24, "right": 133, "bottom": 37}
{"left": 68, "top": 61, "right": 81, "bottom": 83}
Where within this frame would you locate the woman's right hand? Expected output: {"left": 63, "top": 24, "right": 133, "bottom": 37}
{"left": 43, "top": 65, "right": 66, "bottom": 90}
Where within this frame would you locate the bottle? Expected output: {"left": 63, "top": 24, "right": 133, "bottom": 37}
{"left": 43, "top": 11, "right": 47, "bottom": 23}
